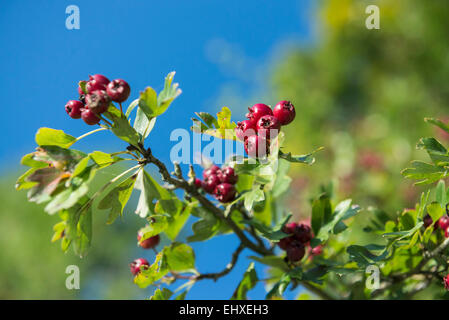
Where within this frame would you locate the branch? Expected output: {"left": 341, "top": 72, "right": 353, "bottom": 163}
{"left": 195, "top": 244, "right": 245, "bottom": 281}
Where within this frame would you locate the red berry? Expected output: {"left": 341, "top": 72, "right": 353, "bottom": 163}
{"left": 246, "top": 103, "right": 273, "bottom": 126}
{"left": 194, "top": 178, "right": 202, "bottom": 189}
{"left": 423, "top": 214, "right": 433, "bottom": 228}
{"left": 444, "top": 275, "right": 449, "bottom": 290}
{"left": 81, "top": 108, "right": 101, "bottom": 125}
{"left": 86, "top": 74, "right": 110, "bottom": 93}
{"left": 445, "top": 228, "right": 449, "bottom": 238}
{"left": 286, "top": 241, "right": 305, "bottom": 262}
{"left": 218, "top": 167, "right": 238, "bottom": 185}
{"left": 214, "top": 183, "right": 237, "bottom": 203}
{"left": 282, "top": 222, "right": 298, "bottom": 235}
{"left": 107, "top": 79, "right": 131, "bottom": 103}
{"left": 235, "top": 120, "right": 256, "bottom": 141}
{"left": 201, "top": 174, "right": 220, "bottom": 194}
{"left": 278, "top": 237, "right": 293, "bottom": 251}
{"left": 256, "top": 115, "right": 281, "bottom": 139}
{"left": 85, "top": 90, "right": 111, "bottom": 114}
{"left": 439, "top": 215, "right": 449, "bottom": 231}
{"left": 273, "top": 100, "right": 296, "bottom": 125}
{"left": 65, "top": 100, "right": 84, "bottom": 119}
{"left": 130, "top": 258, "right": 150, "bottom": 276}
{"left": 310, "top": 245, "right": 323, "bottom": 256}
{"left": 244, "top": 134, "right": 269, "bottom": 158}
{"left": 137, "top": 231, "right": 160, "bottom": 249}
{"left": 203, "top": 165, "right": 220, "bottom": 179}
{"left": 294, "top": 223, "right": 312, "bottom": 243}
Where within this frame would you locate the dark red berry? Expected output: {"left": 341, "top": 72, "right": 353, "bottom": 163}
{"left": 86, "top": 74, "right": 110, "bottom": 93}
{"left": 107, "top": 79, "right": 131, "bottom": 103}
{"left": 194, "top": 178, "right": 202, "bottom": 189}
{"left": 286, "top": 241, "right": 305, "bottom": 262}
{"left": 423, "top": 214, "right": 433, "bottom": 228}
{"left": 439, "top": 215, "right": 449, "bottom": 231}
{"left": 81, "top": 108, "right": 101, "bottom": 125}
{"left": 273, "top": 100, "right": 296, "bottom": 125}
{"left": 85, "top": 90, "right": 111, "bottom": 114}
{"left": 246, "top": 103, "right": 273, "bottom": 126}
{"left": 201, "top": 174, "right": 220, "bottom": 194}
{"left": 65, "top": 100, "right": 84, "bottom": 119}
{"left": 282, "top": 222, "right": 298, "bottom": 235}
{"left": 203, "top": 165, "right": 221, "bottom": 179}
{"left": 294, "top": 223, "right": 312, "bottom": 243}
{"left": 130, "top": 258, "right": 150, "bottom": 276}
{"left": 235, "top": 120, "right": 256, "bottom": 141}
{"left": 444, "top": 275, "right": 449, "bottom": 290}
{"left": 256, "top": 115, "right": 281, "bottom": 139}
{"left": 218, "top": 167, "right": 238, "bottom": 185}
{"left": 137, "top": 231, "right": 160, "bottom": 249}
{"left": 214, "top": 183, "right": 236, "bottom": 203}
{"left": 278, "top": 236, "right": 293, "bottom": 251}
{"left": 244, "top": 134, "right": 269, "bottom": 158}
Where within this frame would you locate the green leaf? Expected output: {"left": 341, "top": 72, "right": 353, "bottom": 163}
{"left": 279, "top": 147, "right": 323, "bottom": 165}
{"left": 139, "top": 215, "right": 169, "bottom": 241}
{"left": 249, "top": 255, "right": 289, "bottom": 272}
{"left": 245, "top": 214, "right": 291, "bottom": 241}
{"left": 150, "top": 288, "right": 173, "bottom": 300}
{"left": 191, "top": 106, "right": 237, "bottom": 140}
{"left": 134, "top": 106, "right": 157, "bottom": 141}
{"left": 138, "top": 86, "right": 158, "bottom": 118}
{"left": 266, "top": 272, "right": 291, "bottom": 299}
{"left": 125, "top": 98, "right": 139, "bottom": 117}
{"left": 104, "top": 105, "right": 140, "bottom": 146}
{"left": 74, "top": 206, "right": 92, "bottom": 258}
{"left": 427, "top": 201, "right": 444, "bottom": 223}
{"left": 163, "top": 242, "right": 195, "bottom": 272}
{"left": 98, "top": 175, "right": 136, "bottom": 224}
{"left": 187, "top": 213, "right": 221, "bottom": 242}
{"left": 157, "top": 71, "right": 182, "bottom": 115}
{"left": 89, "top": 151, "right": 114, "bottom": 166}
{"left": 347, "top": 245, "right": 389, "bottom": 268}
{"left": 243, "top": 187, "right": 265, "bottom": 212}
{"left": 401, "top": 160, "right": 447, "bottom": 185}
{"left": 231, "top": 263, "right": 258, "bottom": 300}
{"left": 436, "top": 180, "right": 447, "bottom": 209}
{"left": 311, "top": 194, "right": 332, "bottom": 236}
{"left": 134, "top": 252, "right": 168, "bottom": 288}
{"left": 44, "top": 183, "right": 89, "bottom": 215}
{"left": 314, "top": 199, "right": 361, "bottom": 244}
{"left": 165, "top": 203, "right": 192, "bottom": 241}
{"left": 35, "top": 128, "right": 76, "bottom": 148}
{"left": 417, "top": 137, "right": 449, "bottom": 165}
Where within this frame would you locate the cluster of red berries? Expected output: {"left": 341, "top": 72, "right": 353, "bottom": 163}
{"left": 194, "top": 165, "right": 238, "bottom": 203}
{"left": 234, "top": 101, "right": 296, "bottom": 157}
{"left": 278, "top": 221, "right": 321, "bottom": 262}
{"left": 65, "top": 74, "right": 131, "bottom": 125}
{"left": 423, "top": 214, "right": 449, "bottom": 237}
{"left": 130, "top": 229, "right": 160, "bottom": 276}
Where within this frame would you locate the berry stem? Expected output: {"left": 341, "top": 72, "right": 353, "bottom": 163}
{"left": 99, "top": 115, "right": 113, "bottom": 127}
{"left": 119, "top": 102, "right": 123, "bottom": 114}
{"left": 75, "top": 127, "right": 108, "bottom": 142}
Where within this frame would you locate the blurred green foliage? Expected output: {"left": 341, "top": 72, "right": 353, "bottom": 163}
{"left": 272, "top": 0, "right": 449, "bottom": 217}
{"left": 0, "top": 169, "right": 152, "bottom": 299}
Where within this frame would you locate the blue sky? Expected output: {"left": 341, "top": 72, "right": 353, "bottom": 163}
{"left": 0, "top": 0, "right": 313, "bottom": 299}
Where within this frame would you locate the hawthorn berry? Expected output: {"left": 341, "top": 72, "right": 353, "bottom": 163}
{"left": 282, "top": 222, "right": 298, "bottom": 235}
{"left": 423, "top": 214, "right": 433, "bottom": 228}
{"left": 246, "top": 103, "right": 273, "bottom": 126}
{"left": 445, "top": 227, "right": 449, "bottom": 238}
{"left": 203, "top": 165, "right": 221, "bottom": 179}
{"left": 273, "top": 100, "right": 296, "bottom": 125}
{"left": 107, "top": 79, "right": 131, "bottom": 103}
{"left": 278, "top": 236, "right": 293, "bottom": 250}
{"left": 244, "top": 134, "right": 269, "bottom": 158}
{"left": 256, "top": 115, "right": 281, "bottom": 139}
{"left": 85, "top": 90, "right": 111, "bottom": 114}
{"left": 202, "top": 174, "right": 220, "bottom": 194}
{"left": 286, "top": 241, "right": 305, "bottom": 262}
{"left": 218, "top": 167, "right": 238, "bottom": 184}
{"left": 194, "top": 178, "right": 202, "bottom": 189}
{"left": 130, "top": 258, "right": 149, "bottom": 276}
{"left": 235, "top": 120, "right": 256, "bottom": 141}
{"left": 86, "top": 74, "right": 110, "bottom": 93}
{"left": 81, "top": 108, "right": 101, "bottom": 125}
{"left": 294, "top": 223, "right": 312, "bottom": 243}
{"left": 444, "top": 275, "right": 449, "bottom": 290}
{"left": 137, "top": 231, "right": 160, "bottom": 249}
{"left": 310, "top": 245, "right": 323, "bottom": 256}
{"left": 65, "top": 100, "right": 84, "bottom": 119}
{"left": 214, "top": 183, "right": 236, "bottom": 203}
{"left": 438, "top": 215, "right": 449, "bottom": 231}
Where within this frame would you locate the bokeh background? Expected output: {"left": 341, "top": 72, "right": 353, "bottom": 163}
{"left": 1, "top": 0, "right": 448, "bottom": 299}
